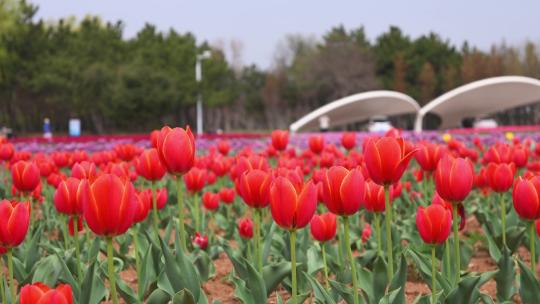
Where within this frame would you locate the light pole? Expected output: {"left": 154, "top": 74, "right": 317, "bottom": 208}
{"left": 196, "top": 50, "right": 212, "bottom": 136}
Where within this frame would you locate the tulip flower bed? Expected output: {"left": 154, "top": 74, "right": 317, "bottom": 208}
{"left": 2, "top": 127, "right": 540, "bottom": 304}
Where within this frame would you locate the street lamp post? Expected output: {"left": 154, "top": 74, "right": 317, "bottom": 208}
{"left": 196, "top": 50, "right": 212, "bottom": 136}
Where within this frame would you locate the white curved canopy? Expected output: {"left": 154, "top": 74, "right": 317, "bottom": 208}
{"left": 415, "top": 76, "right": 540, "bottom": 131}
{"left": 290, "top": 90, "right": 420, "bottom": 132}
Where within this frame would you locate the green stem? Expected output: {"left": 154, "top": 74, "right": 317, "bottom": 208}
{"left": 344, "top": 217, "right": 359, "bottom": 304}
{"left": 431, "top": 246, "right": 437, "bottom": 304}
{"left": 384, "top": 186, "right": 394, "bottom": 282}
{"left": 176, "top": 177, "right": 187, "bottom": 252}
{"left": 322, "top": 242, "right": 330, "bottom": 290}
{"left": 133, "top": 230, "right": 142, "bottom": 300}
{"left": 531, "top": 222, "right": 536, "bottom": 276}
{"left": 194, "top": 192, "right": 200, "bottom": 232}
{"left": 0, "top": 261, "right": 5, "bottom": 304}
{"left": 151, "top": 181, "right": 159, "bottom": 236}
{"left": 107, "top": 237, "right": 119, "bottom": 304}
{"left": 338, "top": 219, "right": 345, "bottom": 266}
{"left": 290, "top": 230, "right": 297, "bottom": 304}
{"left": 247, "top": 240, "right": 252, "bottom": 261}
{"left": 445, "top": 239, "right": 451, "bottom": 278}
{"left": 74, "top": 216, "right": 83, "bottom": 283}
{"left": 452, "top": 204, "right": 460, "bottom": 285}
{"left": 62, "top": 215, "right": 70, "bottom": 250}
{"left": 7, "top": 249, "right": 15, "bottom": 302}
{"left": 374, "top": 213, "right": 382, "bottom": 257}
{"left": 254, "top": 208, "right": 263, "bottom": 273}
{"left": 500, "top": 193, "right": 506, "bottom": 247}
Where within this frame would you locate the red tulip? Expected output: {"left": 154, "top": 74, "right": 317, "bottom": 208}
{"left": 0, "top": 143, "right": 14, "bottom": 161}
{"left": 513, "top": 176, "right": 540, "bottom": 220}
{"left": 183, "top": 168, "right": 207, "bottom": 193}
{"left": 321, "top": 166, "right": 365, "bottom": 216}
{"left": 415, "top": 142, "right": 445, "bottom": 172}
{"left": 114, "top": 144, "right": 140, "bottom": 162}
{"left": 51, "top": 152, "right": 70, "bottom": 168}
{"left": 483, "top": 143, "right": 512, "bottom": 164}
{"left": 54, "top": 177, "right": 84, "bottom": 215}
{"left": 364, "top": 137, "right": 417, "bottom": 185}
{"left": 271, "top": 130, "right": 289, "bottom": 151}
{"left": 202, "top": 191, "right": 220, "bottom": 211}
{"left": 309, "top": 212, "right": 337, "bottom": 242}
{"left": 156, "top": 188, "right": 168, "bottom": 209}
{"left": 308, "top": 135, "right": 325, "bottom": 154}
{"left": 486, "top": 163, "right": 515, "bottom": 193}
{"left": 217, "top": 140, "right": 231, "bottom": 156}
{"left": 363, "top": 180, "right": 389, "bottom": 213}
{"left": 211, "top": 156, "right": 232, "bottom": 177}
{"left": 20, "top": 282, "right": 73, "bottom": 304}
{"left": 269, "top": 177, "right": 317, "bottom": 230}
{"left": 47, "top": 173, "right": 65, "bottom": 188}
{"left": 434, "top": 155, "right": 474, "bottom": 202}
{"left": 238, "top": 169, "right": 272, "bottom": 209}
{"left": 0, "top": 200, "right": 30, "bottom": 248}
{"left": 136, "top": 148, "right": 166, "bottom": 181}
{"left": 512, "top": 145, "right": 529, "bottom": 168}
{"left": 416, "top": 204, "right": 452, "bottom": 244}
{"left": 193, "top": 232, "right": 208, "bottom": 249}
{"left": 219, "top": 187, "right": 235, "bottom": 204}
{"left": 71, "top": 161, "right": 97, "bottom": 182}
{"left": 361, "top": 223, "right": 372, "bottom": 243}
{"left": 36, "top": 158, "right": 55, "bottom": 178}
{"left": 11, "top": 161, "right": 40, "bottom": 193}
{"left": 238, "top": 218, "right": 253, "bottom": 239}
{"left": 156, "top": 126, "right": 196, "bottom": 175}
{"left": 71, "top": 150, "right": 89, "bottom": 164}
{"left": 133, "top": 191, "right": 151, "bottom": 223}
{"left": 341, "top": 132, "right": 356, "bottom": 151}
{"left": 80, "top": 174, "right": 136, "bottom": 236}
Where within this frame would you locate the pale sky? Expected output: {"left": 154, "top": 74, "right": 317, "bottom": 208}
{"left": 30, "top": 0, "right": 540, "bottom": 69}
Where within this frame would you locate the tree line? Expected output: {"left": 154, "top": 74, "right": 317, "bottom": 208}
{"left": 1, "top": 0, "right": 540, "bottom": 134}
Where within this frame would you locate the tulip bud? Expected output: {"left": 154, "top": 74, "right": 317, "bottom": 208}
{"left": 309, "top": 212, "right": 337, "bottom": 242}
{"left": 416, "top": 204, "right": 452, "bottom": 244}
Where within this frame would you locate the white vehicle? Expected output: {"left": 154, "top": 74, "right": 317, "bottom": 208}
{"left": 368, "top": 116, "right": 393, "bottom": 133}
{"left": 473, "top": 119, "right": 498, "bottom": 129}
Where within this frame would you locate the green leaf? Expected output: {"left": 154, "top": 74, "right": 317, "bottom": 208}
{"left": 303, "top": 271, "right": 336, "bottom": 304}
{"left": 172, "top": 289, "right": 196, "bottom": 304}
{"left": 484, "top": 227, "right": 501, "bottom": 261}
{"left": 495, "top": 246, "right": 515, "bottom": 302}
{"left": 222, "top": 242, "right": 267, "bottom": 303}
{"left": 32, "top": 254, "right": 62, "bottom": 286}
{"left": 373, "top": 256, "right": 388, "bottom": 303}
{"left": 159, "top": 232, "right": 200, "bottom": 300}
{"left": 147, "top": 288, "right": 172, "bottom": 304}
{"left": 407, "top": 247, "right": 451, "bottom": 294}
{"left": 24, "top": 226, "right": 42, "bottom": 273}
{"left": 518, "top": 259, "right": 540, "bottom": 304}
{"left": 138, "top": 245, "right": 157, "bottom": 300}
{"left": 262, "top": 221, "right": 277, "bottom": 263}
{"left": 116, "top": 274, "right": 138, "bottom": 304}
{"left": 55, "top": 252, "right": 81, "bottom": 299}
{"left": 79, "top": 261, "right": 106, "bottom": 304}
{"left": 445, "top": 271, "right": 497, "bottom": 304}
{"left": 263, "top": 262, "right": 291, "bottom": 296}
{"left": 329, "top": 280, "right": 353, "bottom": 304}
{"left": 307, "top": 245, "right": 323, "bottom": 275}
{"left": 388, "top": 254, "right": 407, "bottom": 304}
{"left": 193, "top": 250, "right": 214, "bottom": 282}
{"left": 378, "top": 287, "right": 401, "bottom": 304}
